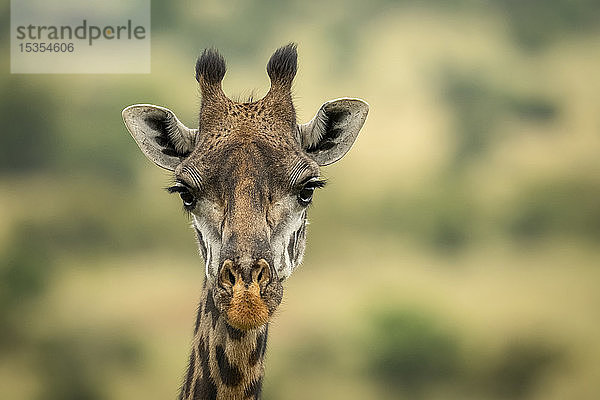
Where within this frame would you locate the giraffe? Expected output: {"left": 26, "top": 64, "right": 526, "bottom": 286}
{"left": 122, "top": 44, "right": 368, "bottom": 400}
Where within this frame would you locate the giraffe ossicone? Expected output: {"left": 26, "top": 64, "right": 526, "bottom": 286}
{"left": 122, "top": 43, "right": 368, "bottom": 400}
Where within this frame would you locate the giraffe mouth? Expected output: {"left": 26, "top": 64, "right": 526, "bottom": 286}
{"left": 225, "top": 280, "right": 270, "bottom": 330}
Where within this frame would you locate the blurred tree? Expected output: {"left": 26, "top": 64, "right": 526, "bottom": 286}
{"left": 35, "top": 334, "right": 142, "bottom": 400}
{"left": 493, "top": 0, "right": 600, "bottom": 49}
{"left": 0, "top": 222, "right": 143, "bottom": 400}
{"left": 0, "top": 223, "right": 54, "bottom": 348}
{"left": 485, "top": 339, "right": 563, "bottom": 399}
{"left": 508, "top": 179, "right": 600, "bottom": 243}
{"left": 440, "top": 68, "right": 558, "bottom": 171}
{"left": 366, "top": 308, "right": 461, "bottom": 397}
{"left": 0, "top": 79, "right": 59, "bottom": 173}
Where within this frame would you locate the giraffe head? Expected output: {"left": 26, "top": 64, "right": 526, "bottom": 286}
{"left": 122, "top": 44, "right": 368, "bottom": 331}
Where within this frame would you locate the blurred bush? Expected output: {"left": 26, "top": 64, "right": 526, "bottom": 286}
{"left": 1, "top": 0, "right": 599, "bottom": 399}
{"left": 365, "top": 308, "right": 461, "bottom": 397}
{"left": 363, "top": 307, "right": 564, "bottom": 400}
{"left": 0, "top": 79, "right": 59, "bottom": 174}
{"left": 0, "top": 223, "right": 54, "bottom": 348}
{"left": 492, "top": 0, "right": 600, "bottom": 49}
{"left": 440, "top": 68, "right": 558, "bottom": 170}
{"left": 35, "top": 334, "right": 142, "bottom": 400}
{"left": 507, "top": 179, "right": 600, "bottom": 243}
{"left": 0, "top": 222, "right": 143, "bottom": 400}
{"left": 483, "top": 339, "right": 563, "bottom": 399}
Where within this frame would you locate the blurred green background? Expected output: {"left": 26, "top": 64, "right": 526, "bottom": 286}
{"left": 2, "top": 1, "right": 600, "bottom": 399}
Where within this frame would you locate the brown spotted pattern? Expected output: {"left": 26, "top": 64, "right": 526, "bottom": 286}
{"left": 180, "top": 283, "right": 267, "bottom": 400}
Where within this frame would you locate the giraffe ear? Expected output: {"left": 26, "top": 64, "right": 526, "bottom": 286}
{"left": 297, "top": 98, "right": 369, "bottom": 166}
{"left": 122, "top": 104, "right": 198, "bottom": 171}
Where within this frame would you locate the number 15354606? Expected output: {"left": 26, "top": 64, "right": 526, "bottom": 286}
{"left": 19, "top": 42, "right": 74, "bottom": 53}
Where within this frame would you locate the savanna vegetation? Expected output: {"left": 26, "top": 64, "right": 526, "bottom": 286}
{"left": 1, "top": 1, "right": 600, "bottom": 399}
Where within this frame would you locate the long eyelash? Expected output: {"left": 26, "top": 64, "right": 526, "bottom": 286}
{"left": 305, "top": 178, "right": 327, "bottom": 189}
{"left": 166, "top": 185, "right": 187, "bottom": 194}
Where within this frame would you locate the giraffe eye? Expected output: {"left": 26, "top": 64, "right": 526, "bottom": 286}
{"left": 296, "top": 178, "right": 327, "bottom": 207}
{"left": 297, "top": 186, "right": 315, "bottom": 206}
{"left": 167, "top": 184, "right": 197, "bottom": 209}
{"left": 179, "top": 189, "right": 196, "bottom": 208}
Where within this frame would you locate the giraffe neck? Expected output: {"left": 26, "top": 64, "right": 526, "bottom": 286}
{"left": 179, "top": 283, "right": 268, "bottom": 400}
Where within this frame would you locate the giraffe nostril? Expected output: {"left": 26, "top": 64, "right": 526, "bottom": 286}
{"left": 254, "top": 259, "right": 270, "bottom": 285}
{"left": 219, "top": 260, "right": 236, "bottom": 287}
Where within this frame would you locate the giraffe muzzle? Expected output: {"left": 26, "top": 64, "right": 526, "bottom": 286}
{"left": 219, "top": 259, "right": 273, "bottom": 330}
